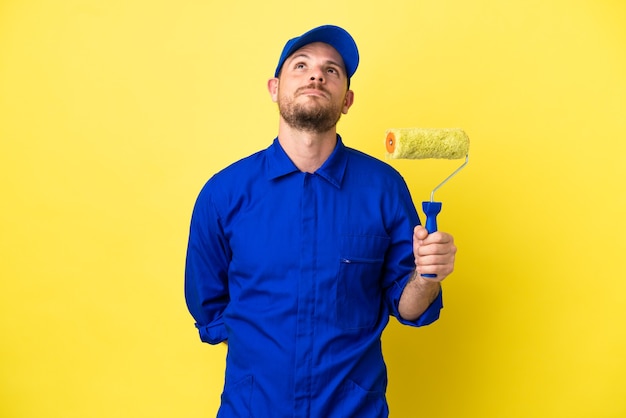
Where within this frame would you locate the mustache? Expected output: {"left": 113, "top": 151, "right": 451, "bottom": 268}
{"left": 295, "top": 83, "right": 330, "bottom": 96}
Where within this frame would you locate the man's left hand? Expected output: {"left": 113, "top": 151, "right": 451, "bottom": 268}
{"left": 413, "top": 225, "right": 457, "bottom": 281}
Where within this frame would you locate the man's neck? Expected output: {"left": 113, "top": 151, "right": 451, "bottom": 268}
{"left": 277, "top": 122, "right": 338, "bottom": 173}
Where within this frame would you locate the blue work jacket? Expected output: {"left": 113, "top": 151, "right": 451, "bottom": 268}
{"left": 185, "top": 136, "right": 443, "bottom": 417}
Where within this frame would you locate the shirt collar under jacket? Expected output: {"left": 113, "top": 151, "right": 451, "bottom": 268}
{"left": 265, "top": 134, "right": 349, "bottom": 189}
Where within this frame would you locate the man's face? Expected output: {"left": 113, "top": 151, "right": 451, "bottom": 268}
{"left": 270, "top": 42, "right": 354, "bottom": 133}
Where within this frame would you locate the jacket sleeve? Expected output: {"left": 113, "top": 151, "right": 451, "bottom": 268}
{"left": 184, "top": 182, "right": 231, "bottom": 344}
{"left": 382, "top": 177, "right": 443, "bottom": 327}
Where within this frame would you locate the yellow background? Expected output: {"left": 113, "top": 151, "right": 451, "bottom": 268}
{"left": 1, "top": 0, "right": 625, "bottom": 417}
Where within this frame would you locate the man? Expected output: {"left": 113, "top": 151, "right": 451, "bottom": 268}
{"left": 185, "top": 25, "right": 457, "bottom": 417}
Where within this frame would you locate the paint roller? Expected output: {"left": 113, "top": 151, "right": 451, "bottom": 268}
{"left": 385, "top": 127, "right": 469, "bottom": 278}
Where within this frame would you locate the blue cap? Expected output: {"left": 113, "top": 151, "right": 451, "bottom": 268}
{"left": 274, "top": 25, "right": 359, "bottom": 79}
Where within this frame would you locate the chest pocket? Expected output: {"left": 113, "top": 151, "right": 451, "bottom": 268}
{"left": 336, "top": 234, "right": 390, "bottom": 330}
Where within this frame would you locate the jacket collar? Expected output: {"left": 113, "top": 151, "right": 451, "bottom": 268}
{"left": 266, "top": 135, "right": 348, "bottom": 189}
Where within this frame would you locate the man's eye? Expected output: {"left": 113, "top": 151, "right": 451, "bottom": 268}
{"left": 295, "top": 63, "right": 306, "bottom": 69}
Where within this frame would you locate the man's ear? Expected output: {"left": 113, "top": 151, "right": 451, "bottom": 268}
{"left": 342, "top": 90, "right": 354, "bottom": 114}
{"left": 267, "top": 78, "right": 279, "bottom": 103}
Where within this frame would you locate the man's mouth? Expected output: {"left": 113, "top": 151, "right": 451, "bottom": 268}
{"left": 297, "top": 85, "right": 329, "bottom": 98}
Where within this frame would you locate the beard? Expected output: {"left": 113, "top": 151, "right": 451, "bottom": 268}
{"left": 277, "top": 85, "right": 343, "bottom": 133}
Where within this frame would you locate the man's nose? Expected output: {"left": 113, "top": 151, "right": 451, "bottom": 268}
{"left": 309, "top": 70, "right": 324, "bottom": 82}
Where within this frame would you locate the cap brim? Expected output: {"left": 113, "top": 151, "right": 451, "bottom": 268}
{"left": 274, "top": 25, "right": 359, "bottom": 78}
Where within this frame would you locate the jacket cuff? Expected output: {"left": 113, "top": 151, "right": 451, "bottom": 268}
{"left": 195, "top": 321, "right": 228, "bottom": 344}
{"left": 395, "top": 287, "right": 443, "bottom": 327}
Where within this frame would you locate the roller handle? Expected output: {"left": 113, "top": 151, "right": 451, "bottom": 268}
{"left": 421, "top": 201, "right": 442, "bottom": 279}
